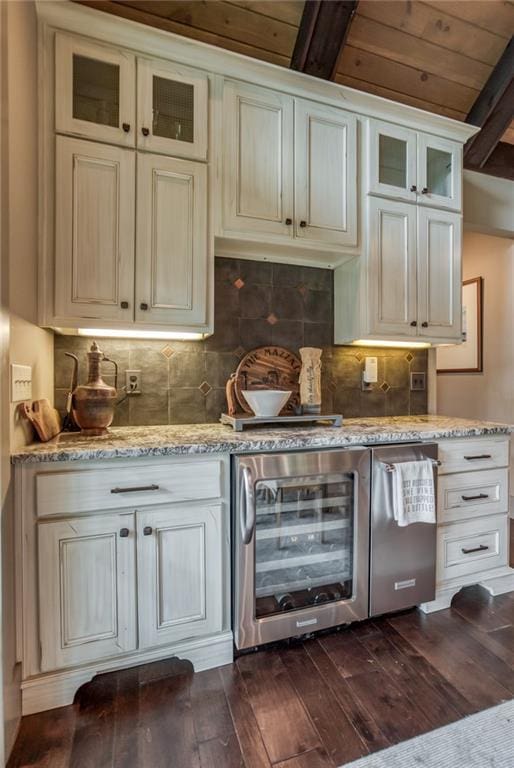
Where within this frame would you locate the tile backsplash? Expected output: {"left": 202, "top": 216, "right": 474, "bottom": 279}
{"left": 54, "top": 257, "right": 428, "bottom": 426}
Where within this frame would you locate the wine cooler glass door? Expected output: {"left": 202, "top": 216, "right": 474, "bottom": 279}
{"left": 234, "top": 449, "right": 370, "bottom": 650}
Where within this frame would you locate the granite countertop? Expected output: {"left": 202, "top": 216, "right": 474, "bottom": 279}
{"left": 11, "top": 415, "right": 513, "bottom": 464}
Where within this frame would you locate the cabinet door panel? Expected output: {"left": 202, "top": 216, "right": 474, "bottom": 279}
{"left": 55, "top": 136, "right": 135, "bottom": 322}
{"left": 138, "top": 505, "right": 223, "bottom": 649}
{"left": 418, "top": 135, "right": 462, "bottom": 212}
{"left": 368, "top": 120, "right": 417, "bottom": 202}
{"left": 295, "top": 100, "right": 357, "bottom": 247}
{"left": 368, "top": 198, "right": 417, "bottom": 337}
{"left": 137, "top": 58, "right": 208, "bottom": 160}
{"left": 55, "top": 33, "right": 135, "bottom": 147}
{"left": 417, "top": 208, "right": 461, "bottom": 340}
{"left": 38, "top": 514, "right": 136, "bottom": 671}
{"left": 223, "top": 81, "right": 293, "bottom": 237}
{"left": 136, "top": 153, "right": 208, "bottom": 325}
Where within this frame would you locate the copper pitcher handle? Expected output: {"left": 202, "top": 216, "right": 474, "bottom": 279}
{"left": 102, "top": 357, "right": 118, "bottom": 390}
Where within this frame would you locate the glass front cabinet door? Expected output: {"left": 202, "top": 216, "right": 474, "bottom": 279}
{"left": 368, "top": 120, "right": 417, "bottom": 202}
{"left": 417, "top": 135, "right": 462, "bottom": 212}
{"left": 55, "top": 33, "right": 136, "bottom": 146}
{"left": 137, "top": 58, "right": 208, "bottom": 160}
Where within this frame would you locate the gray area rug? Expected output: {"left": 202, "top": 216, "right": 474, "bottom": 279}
{"left": 344, "top": 699, "right": 514, "bottom": 767}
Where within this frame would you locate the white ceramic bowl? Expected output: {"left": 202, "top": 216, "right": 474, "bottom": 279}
{"left": 242, "top": 390, "right": 292, "bottom": 419}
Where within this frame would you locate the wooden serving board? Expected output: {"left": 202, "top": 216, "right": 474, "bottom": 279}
{"left": 20, "top": 399, "right": 61, "bottom": 442}
{"left": 234, "top": 346, "right": 301, "bottom": 415}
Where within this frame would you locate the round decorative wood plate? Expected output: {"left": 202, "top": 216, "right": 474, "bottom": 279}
{"left": 234, "top": 346, "right": 301, "bottom": 415}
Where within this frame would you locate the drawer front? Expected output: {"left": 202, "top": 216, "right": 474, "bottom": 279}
{"left": 437, "top": 437, "right": 509, "bottom": 475}
{"left": 437, "top": 514, "right": 508, "bottom": 583}
{"left": 438, "top": 468, "right": 508, "bottom": 524}
{"left": 36, "top": 460, "right": 223, "bottom": 517}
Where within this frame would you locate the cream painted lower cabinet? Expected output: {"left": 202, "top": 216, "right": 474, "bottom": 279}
{"left": 17, "top": 455, "right": 232, "bottom": 715}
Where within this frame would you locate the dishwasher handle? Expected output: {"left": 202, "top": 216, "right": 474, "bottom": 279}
{"left": 240, "top": 465, "right": 256, "bottom": 545}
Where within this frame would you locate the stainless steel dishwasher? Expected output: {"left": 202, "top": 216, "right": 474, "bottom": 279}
{"left": 369, "top": 443, "right": 438, "bottom": 616}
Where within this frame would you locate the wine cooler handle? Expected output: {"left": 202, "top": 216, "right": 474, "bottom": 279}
{"left": 240, "top": 465, "right": 256, "bottom": 545}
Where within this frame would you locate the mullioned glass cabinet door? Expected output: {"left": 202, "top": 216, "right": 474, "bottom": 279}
{"left": 417, "top": 135, "right": 462, "bottom": 212}
{"left": 55, "top": 32, "right": 136, "bottom": 147}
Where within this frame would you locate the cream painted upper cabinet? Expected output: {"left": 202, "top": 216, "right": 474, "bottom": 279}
{"left": 137, "top": 504, "right": 223, "bottom": 649}
{"left": 136, "top": 153, "right": 208, "bottom": 326}
{"left": 417, "top": 207, "right": 462, "bottom": 339}
{"left": 222, "top": 80, "right": 294, "bottom": 238}
{"left": 38, "top": 513, "right": 137, "bottom": 672}
{"left": 55, "top": 136, "right": 135, "bottom": 323}
{"left": 368, "top": 197, "right": 418, "bottom": 337}
{"left": 368, "top": 120, "right": 461, "bottom": 212}
{"left": 417, "top": 135, "right": 462, "bottom": 212}
{"left": 294, "top": 100, "right": 357, "bottom": 248}
{"left": 137, "top": 58, "right": 208, "bottom": 160}
{"left": 55, "top": 33, "right": 136, "bottom": 147}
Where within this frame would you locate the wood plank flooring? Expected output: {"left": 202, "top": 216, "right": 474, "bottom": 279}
{"left": 9, "top": 524, "right": 514, "bottom": 768}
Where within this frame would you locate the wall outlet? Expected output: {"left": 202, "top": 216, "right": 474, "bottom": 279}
{"left": 11, "top": 364, "right": 32, "bottom": 402}
{"left": 125, "top": 369, "right": 142, "bottom": 394}
{"left": 410, "top": 372, "right": 426, "bottom": 391}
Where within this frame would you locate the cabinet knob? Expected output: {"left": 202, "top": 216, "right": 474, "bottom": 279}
{"left": 421, "top": 187, "right": 429, "bottom": 194}
{"left": 285, "top": 218, "right": 292, "bottom": 225}
{"left": 142, "top": 127, "right": 150, "bottom": 137}
{"left": 140, "top": 302, "right": 149, "bottom": 311}
{"left": 143, "top": 526, "right": 153, "bottom": 536}
{"left": 410, "top": 185, "right": 417, "bottom": 192}
{"left": 421, "top": 321, "right": 429, "bottom": 327}
{"left": 120, "top": 301, "right": 129, "bottom": 309}
{"left": 299, "top": 220, "right": 307, "bottom": 228}
{"left": 122, "top": 123, "right": 131, "bottom": 133}
{"left": 119, "top": 528, "right": 130, "bottom": 538}
{"left": 410, "top": 320, "right": 417, "bottom": 327}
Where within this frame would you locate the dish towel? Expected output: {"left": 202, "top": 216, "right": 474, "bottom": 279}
{"left": 391, "top": 459, "right": 436, "bottom": 527}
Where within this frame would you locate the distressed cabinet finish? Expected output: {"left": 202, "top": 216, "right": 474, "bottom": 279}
{"left": 137, "top": 57, "right": 208, "bottom": 159}
{"left": 368, "top": 119, "right": 461, "bottom": 212}
{"left": 136, "top": 153, "right": 208, "bottom": 326}
{"left": 222, "top": 80, "right": 294, "bottom": 239}
{"left": 138, "top": 504, "right": 223, "bottom": 649}
{"left": 55, "top": 136, "right": 135, "bottom": 323}
{"left": 17, "top": 455, "right": 231, "bottom": 715}
{"left": 38, "top": 513, "right": 136, "bottom": 671}
{"left": 55, "top": 32, "right": 136, "bottom": 147}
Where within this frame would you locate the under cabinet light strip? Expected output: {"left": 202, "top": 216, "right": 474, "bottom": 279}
{"left": 76, "top": 328, "right": 207, "bottom": 341}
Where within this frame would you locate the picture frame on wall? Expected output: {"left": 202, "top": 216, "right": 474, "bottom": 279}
{"left": 437, "top": 277, "right": 483, "bottom": 374}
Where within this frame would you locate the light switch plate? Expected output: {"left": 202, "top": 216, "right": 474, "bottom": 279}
{"left": 11, "top": 364, "right": 32, "bottom": 402}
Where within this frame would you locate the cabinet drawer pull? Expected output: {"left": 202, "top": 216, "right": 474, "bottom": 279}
{"left": 140, "top": 302, "right": 149, "bottom": 311}
{"left": 421, "top": 321, "right": 429, "bottom": 328}
{"left": 111, "top": 484, "right": 160, "bottom": 494}
{"left": 461, "top": 493, "right": 489, "bottom": 502}
{"left": 122, "top": 122, "right": 131, "bottom": 133}
{"left": 142, "top": 127, "right": 150, "bottom": 136}
{"left": 299, "top": 220, "right": 307, "bottom": 228}
{"left": 461, "top": 544, "right": 489, "bottom": 555}
{"left": 143, "top": 526, "right": 153, "bottom": 536}
{"left": 285, "top": 217, "right": 292, "bottom": 225}
{"left": 410, "top": 320, "right": 417, "bottom": 327}
{"left": 119, "top": 527, "right": 130, "bottom": 538}
{"left": 421, "top": 187, "right": 429, "bottom": 194}
{"left": 120, "top": 301, "right": 129, "bottom": 309}
{"left": 410, "top": 185, "right": 417, "bottom": 192}
{"left": 464, "top": 454, "right": 492, "bottom": 461}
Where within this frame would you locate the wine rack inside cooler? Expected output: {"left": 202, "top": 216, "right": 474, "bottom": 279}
{"left": 254, "top": 473, "right": 354, "bottom": 618}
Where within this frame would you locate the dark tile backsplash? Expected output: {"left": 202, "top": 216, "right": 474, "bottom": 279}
{"left": 54, "top": 257, "right": 428, "bottom": 425}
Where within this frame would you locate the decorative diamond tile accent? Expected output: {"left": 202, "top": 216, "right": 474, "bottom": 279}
{"left": 160, "top": 344, "right": 175, "bottom": 359}
{"left": 380, "top": 382, "right": 390, "bottom": 393}
{"left": 354, "top": 353, "right": 364, "bottom": 362}
{"left": 296, "top": 284, "right": 307, "bottom": 297}
{"left": 267, "top": 312, "right": 278, "bottom": 325}
{"left": 234, "top": 278, "right": 245, "bottom": 290}
{"left": 234, "top": 345, "right": 246, "bottom": 359}
{"left": 405, "top": 352, "right": 414, "bottom": 363}
{"left": 199, "top": 381, "right": 212, "bottom": 396}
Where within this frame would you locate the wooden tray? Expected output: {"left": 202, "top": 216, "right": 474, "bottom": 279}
{"left": 233, "top": 346, "right": 301, "bottom": 415}
{"left": 220, "top": 413, "right": 343, "bottom": 432}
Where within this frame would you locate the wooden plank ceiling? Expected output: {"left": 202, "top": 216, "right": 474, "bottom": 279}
{"left": 79, "top": 0, "right": 514, "bottom": 169}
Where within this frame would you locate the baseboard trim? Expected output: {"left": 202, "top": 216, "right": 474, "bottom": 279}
{"left": 21, "top": 631, "right": 234, "bottom": 715}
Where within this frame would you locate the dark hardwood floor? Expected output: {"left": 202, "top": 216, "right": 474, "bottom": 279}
{"left": 9, "top": 523, "right": 514, "bottom": 768}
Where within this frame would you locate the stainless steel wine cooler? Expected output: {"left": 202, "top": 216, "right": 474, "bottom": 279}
{"left": 233, "top": 448, "right": 371, "bottom": 650}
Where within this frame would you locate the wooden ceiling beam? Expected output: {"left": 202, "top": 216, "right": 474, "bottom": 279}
{"left": 291, "top": 0, "right": 358, "bottom": 81}
{"left": 464, "top": 36, "right": 514, "bottom": 169}
{"left": 470, "top": 141, "right": 514, "bottom": 181}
